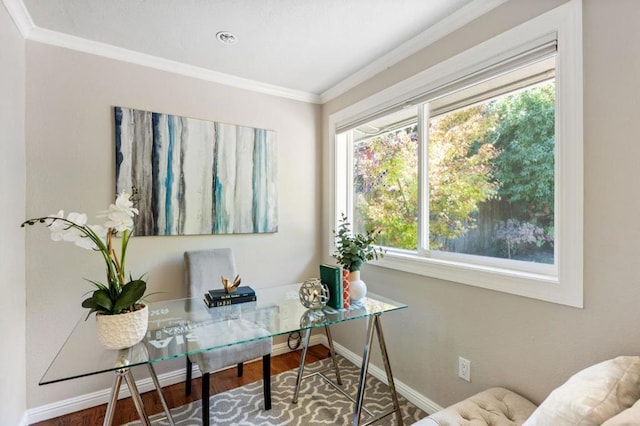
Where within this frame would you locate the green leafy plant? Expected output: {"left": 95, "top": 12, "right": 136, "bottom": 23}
{"left": 21, "top": 190, "right": 147, "bottom": 318}
{"left": 333, "top": 213, "right": 384, "bottom": 272}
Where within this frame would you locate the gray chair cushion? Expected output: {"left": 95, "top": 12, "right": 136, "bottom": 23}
{"left": 188, "top": 318, "right": 272, "bottom": 373}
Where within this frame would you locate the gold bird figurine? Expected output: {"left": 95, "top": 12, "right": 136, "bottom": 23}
{"left": 221, "top": 274, "right": 242, "bottom": 293}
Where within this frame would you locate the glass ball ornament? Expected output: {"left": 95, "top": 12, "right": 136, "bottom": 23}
{"left": 298, "top": 278, "right": 329, "bottom": 309}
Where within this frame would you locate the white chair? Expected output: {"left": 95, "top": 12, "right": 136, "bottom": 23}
{"left": 184, "top": 248, "right": 272, "bottom": 426}
{"left": 413, "top": 356, "right": 640, "bottom": 426}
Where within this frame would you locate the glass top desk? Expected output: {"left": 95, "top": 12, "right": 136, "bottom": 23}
{"left": 41, "top": 284, "right": 408, "bottom": 426}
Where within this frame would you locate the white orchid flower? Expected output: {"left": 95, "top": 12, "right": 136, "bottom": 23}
{"left": 44, "top": 210, "right": 64, "bottom": 226}
{"left": 67, "top": 212, "right": 88, "bottom": 226}
{"left": 62, "top": 229, "right": 82, "bottom": 243}
{"left": 105, "top": 210, "right": 134, "bottom": 233}
{"left": 114, "top": 191, "right": 139, "bottom": 216}
{"left": 90, "top": 224, "right": 108, "bottom": 242}
{"left": 98, "top": 191, "right": 139, "bottom": 233}
{"left": 46, "top": 210, "right": 67, "bottom": 241}
{"left": 60, "top": 212, "right": 89, "bottom": 245}
{"left": 103, "top": 191, "right": 138, "bottom": 232}
{"left": 73, "top": 224, "right": 103, "bottom": 250}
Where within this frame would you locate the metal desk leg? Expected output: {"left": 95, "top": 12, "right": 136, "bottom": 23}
{"left": 123, "top": 369, "right": 152, "bottom": 426}
{"left": 103, "top": 366, "right": 169, "bottom": 426}
{"left": 147, "top": 363, "right": 175, "bottom": 426}
{"left": 325, "top": 325, "right": 343, "bottom": 385}
{"left": 352, "top": 314, "right": 377, "bottom": 426}
{"left": 352, "top": 314, "right": 403, "bottom": 426}
{"left": 375, "top": 316, "right": 403, "bottom": 426}
{"left": 292, "top": 327, "right": 312, "bottom": 403}
{"left": 103, "top": 372, "right": 123, "bottom": 426}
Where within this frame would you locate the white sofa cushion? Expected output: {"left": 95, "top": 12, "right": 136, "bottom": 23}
{"left": 414, "top": 387, "right": 537, "bottom": 425}
{"left": 523, "top": 356, "right": 640, "bottom": 426}
{"left": 602, "top": 399, "right": 640, "bottom": 425}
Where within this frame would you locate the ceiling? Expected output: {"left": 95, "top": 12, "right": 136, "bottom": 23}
{"left": 10, "top": 0, "right": 504, "bottom": 102}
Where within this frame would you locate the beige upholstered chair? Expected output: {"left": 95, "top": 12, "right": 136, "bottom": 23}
{"left": 413, "top": 356, "right": 640, "bottom": 426}
{"left": 413, "top": 387, "right": 536, "bottom": 425}
{"left": 184, "top": 249, "right": 272, "bottom": 426}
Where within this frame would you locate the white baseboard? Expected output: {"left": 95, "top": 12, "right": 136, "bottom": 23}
{"left": 326, "top": 338, "right": 443, "bottom": 416}
{"left": 27, "top": 332, "right": 441, "bottom": 423}
{"left": 26, "top": 335, "right": 324, "bottom": 424}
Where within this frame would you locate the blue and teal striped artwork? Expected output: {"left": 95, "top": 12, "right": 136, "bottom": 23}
{"left": 114, "top": 107, "right": 277, "bottom": 236}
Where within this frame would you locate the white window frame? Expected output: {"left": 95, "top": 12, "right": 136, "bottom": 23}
{"left": 327, "top": 0, "right": 583, "bottom": 308}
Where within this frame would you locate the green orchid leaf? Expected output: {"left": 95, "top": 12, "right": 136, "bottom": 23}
{"left": 81, "top": 297, "right": 98, "bottom": 309}
{"left": 92, "top": 289, "right": 114, "bottom": 311}
{"left": 85, "top": 278, "right": 108, "bottom": 292}
{"left": 113, "top": 280, "right": 147, "bottom": 313}
{"left": 84, "top": 307, "right": 99, "bottom": 321}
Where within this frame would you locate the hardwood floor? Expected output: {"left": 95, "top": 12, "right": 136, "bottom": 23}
{"left": 32, "top": 345, "right": 330, "bottom": 426}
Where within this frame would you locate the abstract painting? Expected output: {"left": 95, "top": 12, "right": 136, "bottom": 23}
{"left": 114, "top": 107, "right": 277, "bottom": 236}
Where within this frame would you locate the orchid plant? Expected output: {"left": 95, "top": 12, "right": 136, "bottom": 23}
{"left": 22, "top": 190, "right": 147, "bottom": 318}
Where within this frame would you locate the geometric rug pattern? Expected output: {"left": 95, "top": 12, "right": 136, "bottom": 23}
{"left": 128, "top": 354, "right": 428, "bottom": 425}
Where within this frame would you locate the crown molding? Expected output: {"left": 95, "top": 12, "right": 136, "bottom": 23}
{"left": 5, "top": 0, "right": 508, "bottom": 105}
{"left": 4, "top": 0, "right": 320, "bottom": 104}
{"left": 3, "top": 0, "right": 34, "bottom": 38}
{"left": 319, "top": 0, "right": 510, "bottom": 103}
{"left": 27, "top": 26, "right": 322, "bottom": 104}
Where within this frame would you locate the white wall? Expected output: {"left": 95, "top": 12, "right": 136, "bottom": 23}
{"left": 324, "top": 0, "right": 640, "bottom": 408}
{"left": 24, "top": 42, "right": 321, "bottom": 408}
{"left": 0, "top": 3, "right": 26, "bottom": 425}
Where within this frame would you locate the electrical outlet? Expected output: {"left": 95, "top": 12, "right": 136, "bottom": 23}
{"left": 458, "top": 357, "right": 471, "bottom": 382}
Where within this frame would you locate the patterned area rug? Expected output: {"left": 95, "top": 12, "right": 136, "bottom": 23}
{"left": 130, "top": 355, "right": 428, "bottom": 425}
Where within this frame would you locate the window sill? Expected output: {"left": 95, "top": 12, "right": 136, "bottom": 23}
{"left": 370, "top": 250, "right": 582, "bottom": 308}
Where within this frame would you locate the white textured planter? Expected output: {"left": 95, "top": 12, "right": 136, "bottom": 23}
{"left": 96, "top": 304, "right": 149, "bottom": 350}
{"left": 348, "top": 270, "right": 367, "bottom": 304}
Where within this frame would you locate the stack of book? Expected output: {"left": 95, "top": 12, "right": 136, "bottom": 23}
{"left": 204, "top": 286, "right": 256, "bottom": 308}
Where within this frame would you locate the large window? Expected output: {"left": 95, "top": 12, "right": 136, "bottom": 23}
{"left": 348, "top": 60, "right": 556, "bottom": 268}
{"left": 329, "top": 1, "right": 582, "bottom": 307}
